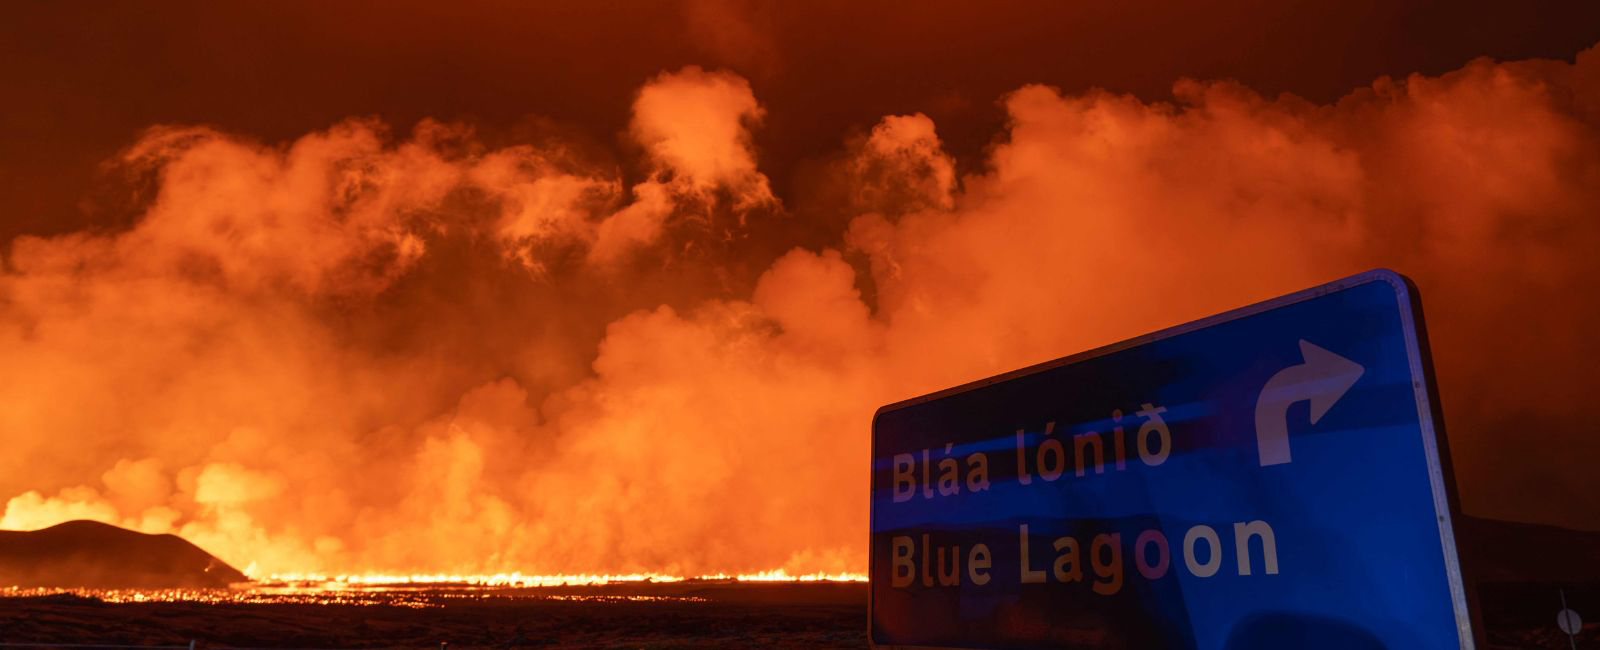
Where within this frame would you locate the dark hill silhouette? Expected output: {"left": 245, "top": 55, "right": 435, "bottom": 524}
{"left": 1456, "top": 514, "right": 1600, "bottom": 636}
{"left": 0, "top": 520, "right": 247, "bottom": 588}
{"left": 1457, "top": 514, "right": 1600, "bottom": 583}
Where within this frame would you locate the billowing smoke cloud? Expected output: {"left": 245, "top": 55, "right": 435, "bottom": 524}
{"left": 3, "top": 47, "right": 1599, "bottom": 576}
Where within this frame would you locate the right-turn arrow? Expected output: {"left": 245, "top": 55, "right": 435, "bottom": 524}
{"left": 1253, "top": 339, "right": 1365, "bottom": 466}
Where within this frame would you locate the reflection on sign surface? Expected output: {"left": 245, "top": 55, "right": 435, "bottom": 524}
{"left": 869, "top": 270, "right": 1473, "bottom": 649}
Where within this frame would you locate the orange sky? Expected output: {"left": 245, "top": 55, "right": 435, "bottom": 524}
{"left": 2, "top": 1, "right": 1599, "bottom": 576}
{"left": 6, "top": 0, "right": 1600, "bottom": 241}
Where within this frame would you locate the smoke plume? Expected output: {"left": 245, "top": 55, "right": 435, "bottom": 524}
{"left": 3, "top": 47, "right": 1599, "bottom": 576}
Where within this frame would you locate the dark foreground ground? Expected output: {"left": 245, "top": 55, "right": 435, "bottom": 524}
{"left": 0, "top": 582, "right": 867, "bottom": 649}
{"left": 0, "top": 581, "right": 1594, "bottom": 649}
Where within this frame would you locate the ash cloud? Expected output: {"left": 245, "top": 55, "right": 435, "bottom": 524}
{"left": 3, "top": 47, "right": 1599, "bottom": 576}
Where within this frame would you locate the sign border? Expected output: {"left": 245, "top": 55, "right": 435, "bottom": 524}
{"left": 866, "top": 268, "right": 1478, "bottom": 649}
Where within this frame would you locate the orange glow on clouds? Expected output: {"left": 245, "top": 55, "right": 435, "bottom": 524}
{"left": 3, "top": 43, "right": 1600, "bottom": 580}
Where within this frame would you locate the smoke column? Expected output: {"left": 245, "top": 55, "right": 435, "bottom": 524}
{"left": 3, "top": 47, "right": 1599, "bottom": 576}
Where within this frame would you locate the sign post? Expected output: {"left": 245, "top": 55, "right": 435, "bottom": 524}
{"left": 869, "top": 270, "right": 1475, "bottom": 649}
{"left": 1558, "top": 589, "right": 1581, "bottom": 650}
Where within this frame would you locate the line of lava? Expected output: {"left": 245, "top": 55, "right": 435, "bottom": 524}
{"left": 256, "top": 569, "right": 868, "bottom": 587}
{"left": 0, "top": 569, "right": 868, "bottom": 606}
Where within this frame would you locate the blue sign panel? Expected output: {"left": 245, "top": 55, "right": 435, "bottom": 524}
{"left": 869, "top": 270, "right": 1474, "bottom": 649}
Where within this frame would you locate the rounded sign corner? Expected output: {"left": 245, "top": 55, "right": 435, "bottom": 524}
{"left": 1355, "top": 268, "right": 1420, "bottom": 302}
{"left": 870, "top": 405, "right": 897, "bottom": 433}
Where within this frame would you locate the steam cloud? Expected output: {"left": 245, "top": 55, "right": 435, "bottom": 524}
{"left": 3, "top": 48, "right": 1598, "bottom": 576}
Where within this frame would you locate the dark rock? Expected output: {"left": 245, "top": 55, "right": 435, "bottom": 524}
{"left": 0, "top": 520, "right": 247, "bottom": 588}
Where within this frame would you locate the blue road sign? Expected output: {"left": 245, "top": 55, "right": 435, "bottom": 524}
{"left": 869, "top": 270, "right": 1474, "bottom": 649}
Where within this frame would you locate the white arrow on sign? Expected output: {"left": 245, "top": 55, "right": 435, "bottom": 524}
{"left": 1253, "top": 339, "right": 1365, "bottom": 466}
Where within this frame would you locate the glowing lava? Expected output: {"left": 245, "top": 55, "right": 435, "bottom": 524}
{"left": 256, "top": 570, "right": 867, "bottom": 588}
{"left": 0, "top": 570, "right": 867, "bottom": 607}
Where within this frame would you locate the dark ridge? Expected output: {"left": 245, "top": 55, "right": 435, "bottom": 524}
{"left": 1457, "top": 514, "right": 1600, "bottom": 583}
{"left": 1457, "top": 515, "right": 1600, "bottom": 636}
{"left": 0, "top": 520, "right": 247, "bottom": 588}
